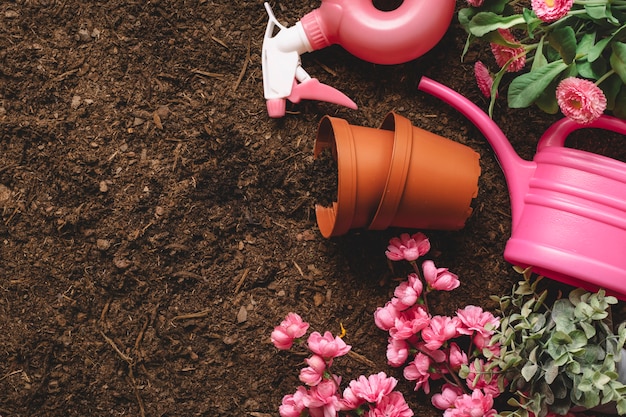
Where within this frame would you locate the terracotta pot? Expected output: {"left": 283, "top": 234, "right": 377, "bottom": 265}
{"left": 314, "top": 112, "right": 481, "bottom": 237}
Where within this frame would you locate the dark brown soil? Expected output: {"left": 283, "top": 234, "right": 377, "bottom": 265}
{"left": 1, "top": 1, "right": 624, "bottom": 416}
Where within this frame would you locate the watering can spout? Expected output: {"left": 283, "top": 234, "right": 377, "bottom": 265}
{"left": 417, "top": 76, "right": 534, "bottom": 224}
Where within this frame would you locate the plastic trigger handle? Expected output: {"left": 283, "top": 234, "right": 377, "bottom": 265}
{"left": 288, "top": 79, "right": 358, "bottom": 110}
{"left": 261, "top": 2, "right": 357, "bottom": 117}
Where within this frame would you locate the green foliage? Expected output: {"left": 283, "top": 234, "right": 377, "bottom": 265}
{"left": 491, "top": 268, "right": 626, "bottom": 417}
{"left": 459, "top": 1, "right": 626, "bottom": 119}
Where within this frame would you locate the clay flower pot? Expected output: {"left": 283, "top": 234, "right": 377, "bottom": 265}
{"left": 314, "top": 112, "right": 481, "bottom": 237}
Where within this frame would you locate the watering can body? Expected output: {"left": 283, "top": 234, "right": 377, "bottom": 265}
{"left": 419, "top": 77, "right": 626, "bottom": 300}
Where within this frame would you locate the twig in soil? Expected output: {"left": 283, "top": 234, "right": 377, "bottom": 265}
{"left": 191, "top": 68, "right": 225, "bottom": 78}
{"left": 171, "top": 309, "right": 211, "bottom": 321}
{"left": 234, "top": 267, "right": 250, "bottom": 294}
{"left": 347, "top": 350, "right": 376, "bottom": 368}
{"left": 232, "top": 37, "right": 251, "bottom": 92}
{"left": 100, "top": 330, "right": 133, "bottom": 364}
{"left": 314, "top": 60, "right": 337, "bottom": 76}
{"left": 211, "top": 36, "right": 229, "bottom": 49}
{"left": 0, "top": 369, "right": 22, "bottom": 382}
{"left": 292, "top": 260, "right": 304, "bottom": 277}
{"left": 126, "top": 369, "right": 146, "bottom": 417}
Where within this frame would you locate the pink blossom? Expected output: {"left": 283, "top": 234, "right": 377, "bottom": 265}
{"left": 374, "top": 301, "right": 401, "bottom": 331}
{"left": 279, "top": 386, "right": 308, "bottom": 417}
{"left": 272, "top": 312, "right": 310, "bottom": 350}
{"left": 556, "top": 77, "right": 607, "bottom": 124}
{"left": 444, "top": 389, "right": 497, "bottom": 417}
{"left": 466, "top": 359, "right": 501, "bottom": 397}
{"left": 386, "top": 337, "right": 409, "bottom": 367}
{"left": 389, "top": 305, "right": 430, "bottom": 340}
{"left": 423, "top": 260, "right": 460, "bottom": 291}
{"left": 422, "top": 315, "right": 460, "bottom": 350}
{"left": 448, "top": 342, "right": 468, "bottom": 370}
{"left": 466, "top": 0, "right": 484, "bottom": 6}
{"left": 432, "top": 383, "right": 464, "bottom": 410}
{"left": 307, "top": 331, "right": 351, "bottom": 359}
{"left": 299, "top": 354, "right": 327, "bottom": 386}
{"left": 403, "top": 352, "right": 433, "bottom": 394}
{"left": 490, "top": 29, "right": 525, "bottom": 72}
{"left": 456, "top": 305, "right": 500, "bottom": 337}
{"left": 340, "top": 384, "right": 365, "bottom": 411}
{"left": 532, "top": 0, "right": 573, "bottom": 22}
{"left": 474, "top": 61, "right": 495, "bottom": 98}
{"left": 303, "top": 378, "right": 343, "bottom": 417}
{"left": 385, "top": 232, "right": 431, "bottom": 262}
{"left": 366, "top": 391, "right": 414, "bottom": 417}
{"left": 391, "top": 273, "right": 423, "bottom": 310}
{"left": 346, "top": 372, "right": 398, "bottom": 404}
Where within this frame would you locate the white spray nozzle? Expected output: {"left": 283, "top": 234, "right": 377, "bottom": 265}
{"left": 261, "top": 2, "right": 356, "bottom": 118}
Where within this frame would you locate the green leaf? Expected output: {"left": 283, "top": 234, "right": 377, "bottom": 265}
{"left": 507, "top": 61, "right": 569, "bottom": 108}
{"left": 522, "top": 362, "right": 539, "bottom": 381}
{"left": 468, "top": 12, "right": 526, "bottom": 37}
{"left": 585, "top": 4, "right": 608, "bottom": 20}
{"left": 544, "top": 361, "right": 559, "bottom": 384}
{"left": 589, "top": 37, "right": 612, "bottom": 62}
{"left": 611, "top": 43, "right": 626, "bottom": 84}
{"left": 548, "top": 26, "right": 577, "bottom": 64}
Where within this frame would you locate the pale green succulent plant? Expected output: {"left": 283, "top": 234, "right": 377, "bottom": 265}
{"left": 486, "top": 268, "right": 626, "bottom": 417}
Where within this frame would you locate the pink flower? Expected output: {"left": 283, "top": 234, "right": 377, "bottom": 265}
{"left": 556, "top": 77, "right": 607, "bottom": 124}
{"left": 374, "top": 301, "right": 401, "bottom": 331}
{"left": 340, "top": 384, "right": 365, "bottom": 411}
{"left": 421, "top": 315, "right": 460, "bottom": 350}
{"left": 346, "top": 372, "right": 398, "bottom": 404}
{"left": 423, "top": 260, "right": 460, "bottom": 291}
{"left": 303, "top": 378, "right": 343, "bottom": 417}
{"left": 403, "top": 352, "right": 433, "bottom": 394}
{"left": 448, "top": 342, "right": 468, "bottom": 370}
{"left": 466, "top": 0, "right": 484, "bottom": 6}
{"left": 432, "top": 383, "right": 464, "bottom": 410}
{"left": 365, "top": 391, "right": 414, "bottom": 417}
{"left": 385, "top": 232, "right": 430, "bottom": 262}
{"left": 474, "top": 61, "right": 495, "bottom": 98}
{"left": 279, "top": 386, "right": 308, "bottom": 417}
{"left": 391, "top": 273, "right": 423, "bottom": 310}
{"left": 456, "top": 305, "right": 500, "bottom": 337}
{"left": 389, "top": 305, "right": 430, "bottom": 340}
{"left": 444, "top": 389, "right": 497, "bottom": 417}
{"left": 307, "top": 331, "right": 351, "bottom": 359}
{"left": 490, "top": 29, "right": 525, "bottom": 72}
{"left": 299, "top": 354, "right": 327, "bottom": 386}
{"left": 386, "top": 337, "right": 409, "bottom": 367}
{"left": 532, "top": 0, "right": 573, "bottom": 22}
{"left": 271, "top": 312, "right": 310, "bottom": 350}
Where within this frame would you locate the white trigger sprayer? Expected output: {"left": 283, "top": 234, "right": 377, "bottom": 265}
{"left": 261, "top": 2, "right": 357, "bottom": 118}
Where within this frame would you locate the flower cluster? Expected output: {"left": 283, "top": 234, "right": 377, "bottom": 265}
{"left": 272, "top": 313, "right": 413, "bottom": 417}
{"left": 460, "top": 0, "right": 626, "bottom": 124}
{"left": 375, "top": 234, "right": 502, "bottom": 417}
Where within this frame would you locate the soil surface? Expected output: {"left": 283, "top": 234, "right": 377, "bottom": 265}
{"left": 1, "top": 1, "right": 625, "bottom": 416}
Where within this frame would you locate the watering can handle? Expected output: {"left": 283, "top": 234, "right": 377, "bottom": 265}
{"left": 538, "top": 115, "right": 626, "bottom": 151}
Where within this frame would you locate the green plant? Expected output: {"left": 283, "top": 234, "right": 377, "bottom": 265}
{"left": 487, "top": 267, "right": 626, "bottom": 417}
{"left": 459, "top": 0, "right": 626, "bottom": 122}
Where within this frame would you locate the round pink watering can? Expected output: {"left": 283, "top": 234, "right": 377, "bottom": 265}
{"left": 418, "top": 76, "right": 626, "bottom": 300}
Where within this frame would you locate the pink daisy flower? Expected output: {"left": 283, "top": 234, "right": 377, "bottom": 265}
{"left": 466, "top": 0, "right": 484, "bottom": 6}
{"left": 490, "top": 29, "right": 525, "bottom": 72}
{"left": 532, "top": 0, "right": 573, "bottom": 23}
{"left": 474, "top": 61, "right": 496, "bottom": 98}
{"left": 556, "top": 77, "right": 607, "bottom": 124}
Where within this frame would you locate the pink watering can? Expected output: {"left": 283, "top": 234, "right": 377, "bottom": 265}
{"left": 262, "top": 0, "right": 455, "bottom": 117}
{"left": 418, "top": 76, "right": 626, "bottom": 300}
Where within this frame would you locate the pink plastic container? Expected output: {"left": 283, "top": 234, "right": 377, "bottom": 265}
{"left": 418, "top": 76, "right": 626, "bottom": 300}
